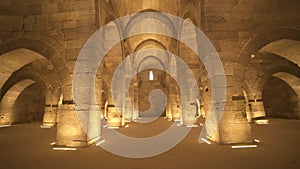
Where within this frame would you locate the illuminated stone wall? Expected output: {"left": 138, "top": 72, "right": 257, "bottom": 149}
{"left": 0, "top": 0, "right": 299, "bottom": 145}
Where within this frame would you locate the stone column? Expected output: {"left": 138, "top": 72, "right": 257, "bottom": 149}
{"left": 97, "top": 79, "right": 104, "bottom": 119}
{"left": 248, "top": 93, "right": 266, "bottom": 119}
{"left": 133, "top": 79, "right": 139, "bottom": 120}
{"left": 42, "top": 92, "right": 59, "bottom": 127}
{"left": 166, "top": 76, "right": 172, "bottom": 119}
{"left": 42, "top": 105, "right": 58, "bottom": 127}
{"left": 123, "top": 75, "right": 133, "bottom": 122}
{"left": 87, "top": 104, "right": 101, "bottom": 144}
{"left": 169, "top": 56, "right": 178, "bottom": 120}
{"left": 180, "top": 80, "right": 196, "bottom": 126}
{"left": 292, "top": 87, "right": 300, "bottom": 119}
{"left": 56, "top": 103, "right": 88, "bottom": 147}
{"left": 0, "top": 103, "right": 14, "bottom": 125}
{"left": 215, "top": 76, "right": 252, "bottom": 144}
{"left": 296, "top": 100, "right": 300, "bottom": 119}
{"left": 171, "top": 94, "right": 179, "bottom": 120}
{"left": 104, "top": 100, "right": 108, "bottom": 119}
{"left": 243, "top": 90, "right": 252, "bottom": 122}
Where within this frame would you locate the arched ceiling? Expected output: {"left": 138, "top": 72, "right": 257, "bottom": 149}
{"left": 0, "top": 48, "right": 41, "bottom": 89}
{"left": 137, "top": 56, "right": 165, "bottom": 72}
{"left": 1, "top": 79, "right": 35, "bottom": 105}
{"left": 260, "top": 39, "right": 300, "bottom": 66}
{"left": 273, "top": 72, "right": 300, "bottom": 95}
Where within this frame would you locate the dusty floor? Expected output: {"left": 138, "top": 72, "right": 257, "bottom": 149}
{"left": 0, "top": 118, "right": 299, "bottom": 169}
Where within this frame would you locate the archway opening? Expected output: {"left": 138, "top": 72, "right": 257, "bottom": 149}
{"left": 0, "top": 48, "right": 62, "bottom": 126}
{"left": 262, "top": 76, "right": 299, "bottom": 119}
{"left": 13, "top": 83, "right": 46, "bottom": 124}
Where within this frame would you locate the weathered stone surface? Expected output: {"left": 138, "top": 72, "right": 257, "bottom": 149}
{"left": 0, "top": 0, "right": 299, "bottom": 147}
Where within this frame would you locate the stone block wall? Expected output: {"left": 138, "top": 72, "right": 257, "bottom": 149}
{"left": 0, "top": 0, "right": 299, "bottom": 145}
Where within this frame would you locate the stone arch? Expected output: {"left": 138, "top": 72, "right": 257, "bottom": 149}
{"left": 178, "top": 10, "right": 200, "bottom": 54}
{"left": 238, "top": 27, "right": 300, "bottom": 67}
{"left": 0, "top": 36, "right": 71, "bottom": 101}
{"left": 0, "top": 78, "right": 46, "bottom": 125}
{"left": 103, "top": 13, "right": 125, "bottom": 57}
{"left": 1, "top": 74, "right": 44, "bottom": 101}
{"left": 178, "top": 13, "right": 209, "bottom": 123}
{"left": 123, "top": 11, "right": 177, "bottom": 57}
{"left": 133, "top": 39, "right": 170, "bottom": 68}
{"left": 258, "top": 67, "right": 300, "bottom": 93}
{"left": 260, "top": 39, "right": 300, "bottom": 70}
{"left": 1, "top": 79, "right": 36, "bottom": 106}
{"left": 0, "top": 61, "right": 61, "bottom": 103}
{"left": 244, "top": 51, "right": 300, "bottom": 120}
{"left": 0, "top": 61, "right": 62, "bottom": 127}
{"left": 137, "top": 55, "right": 166, "bottom": 72}
{"left": 95, "top": 13, "right": 125, "bottom": 117}
{"left": 263, "top": 72, "right": 300, "bottom": 119}
{"left": 245, "top": 52, "right": 299, "bottom": 97}
{"left": 134, "top": 39, "right": 169, "bottom": 53}
{"left": 124, "top": 9, "right": 177, "bottom": 38}
{"left": 239, "top": 27, "right": 300, "bottom": 122}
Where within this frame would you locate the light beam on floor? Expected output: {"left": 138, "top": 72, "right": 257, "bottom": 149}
{"left": 200, "top": 138, "right": 211, "bottom": 144}
{"left": 96, "top": 139, "right": 106, "bottom": 146}
{"left": 53, "top": 147, "right": 77, "bottom": 151}
{"left": 231, "top": 145, "right": 257, "bottom": 149}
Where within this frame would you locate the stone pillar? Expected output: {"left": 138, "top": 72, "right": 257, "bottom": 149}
{"left": 249, "top": 101, "right": 266, "bottom": 118}
{"left": 296, "top": 100, "right": 300, "bottom": 119}
{"left": 171, "top": 95, "right": 179, "bottom": 120}
{"left": 217, "top": 100, "right": 252, "bottom": 144}
{"left": 196, "top": 98, "right": 201, "bottom": 117}
{"left": 87, "top": 104, "right": 101, "bottom": 144}
{"left": 0, "top": 103, "right": 13, "bottom": 125}
{"left": 130, "top": 82, "right": 137, "bottom": 121}
{"left": 169, "top": 56, "right": 180, "bottom": 121}
{"left": 292, "top": 87, "right": 300, "bottom": 119}
{"left": 42, "top": 90, "right": 63, "bottom": 127}
{"left": 104, "top": 100, "right": 108, "bottom": 119}
{"left": 213, "top": 77, "right": 252, "bottom": 144}
{"left": 200, "top": 104, "right": 206, "bottom": 117}
{"left": 56, "top": 103, "right": 88, "bottom": 147}
{"left": 179, "top": 76, "right": 197, "bottom": 126}
{"left": 107, "top": 107, "right": 122, "bottom": 127}
{"left": 133, "top": 80, "right": 139, "bottom": 120}
{"left": 123, "top": 75, "right": 133, "bottom": 122}
{"left": 243, "top": 90, "right": 252, "bottom": 122}
{"left": 97, "top": 79, "right": 104, "bottom": 119}
{"left": 166, "top": 94, "right": 173, "bottom": 119}
{"left": 42, "top": 105, "right": 58, "bottom": 127}
{"left": 166, "top": 76, "right": 173, "bottom": 119}
{"left": 248, "top": 93, "right": 266, "bottom": 118}
{"left": 0, "top": 105, "right": 3, "bottom": 125}
{"left": 181, "top": 92, "right": 196, "bottom": 125}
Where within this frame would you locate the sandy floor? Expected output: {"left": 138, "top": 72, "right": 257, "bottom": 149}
{"left": 0, "top": 118, "right": 299, "bottom": 169}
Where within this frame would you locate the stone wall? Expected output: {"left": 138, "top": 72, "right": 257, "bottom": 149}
{"left": 0, "top": 0, "right": 299, "bottom": 145}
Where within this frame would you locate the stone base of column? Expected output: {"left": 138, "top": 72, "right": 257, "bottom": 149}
{"left": 218, "top": 122, "right": 253, "bottom": 144}
{"left": 204, "top": 106, "right": 253, "bottom": 144}
{"left": 42, "top": 110, "right": 57, "bottom": 127}
{"left": 107, "top": 107, "right": 123, "bottom": 127}
{"left": 183, "top": 116, "right": 198, "bottom": 126}
{"left": 296, "top": 107, "right": 300, "bottom": 119}
{"left": 250, "top": 101, "right": 266, "bottom": 118}
{"left": 0, "top": 105, "right": 14, "bottom": 125}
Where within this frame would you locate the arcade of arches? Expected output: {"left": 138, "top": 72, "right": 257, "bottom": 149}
{"left": 0, "top": 0, "right": 299, "bottom": 148}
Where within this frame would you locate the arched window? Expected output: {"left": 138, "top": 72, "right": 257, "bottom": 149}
{"left": 149, "top": 70, "right": 154, "bottom": 81}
